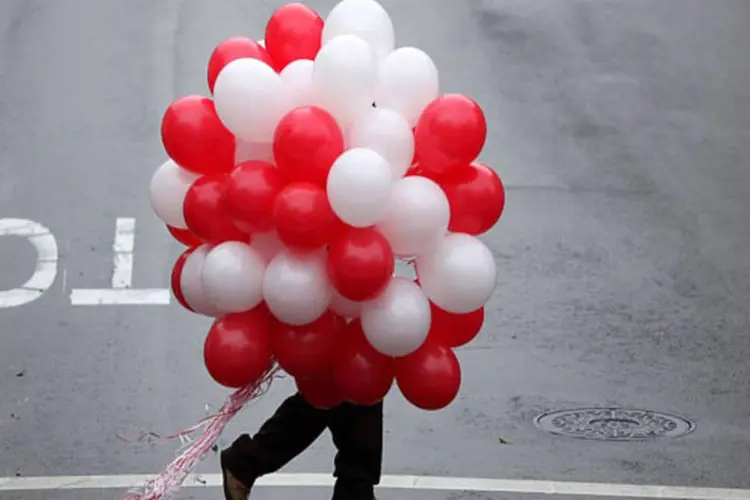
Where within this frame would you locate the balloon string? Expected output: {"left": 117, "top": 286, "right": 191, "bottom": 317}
{"left": 122, "top": 366, "right": 282, "bottom": 500}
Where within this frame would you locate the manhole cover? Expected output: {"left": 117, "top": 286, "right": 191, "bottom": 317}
{"left": 534, "top": 407, "right": 695, "bottom": 441}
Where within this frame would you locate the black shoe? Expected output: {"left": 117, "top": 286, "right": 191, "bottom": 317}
{"left": 220, "top": 449, "right": 250, "bottom": 500}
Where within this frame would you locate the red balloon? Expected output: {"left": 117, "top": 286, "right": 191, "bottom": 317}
{"left": 273, "top": 183, "right": 339, "bottom": 250}
{"left": 184, "top": 175, "right": 248, "bottom": 243}
{"left": 273, "top": 106, "right": 344, "bottom": 186}
{"left": 332, "top": 312, "right": 349, "bottom": 333}
{"left": 204, "top": 307, "right": 273, "bottom": 388}
{"left": 405, "top": 164, "right": 427, "bottom": 178}
{"left": 405, "top": 167, "right": 444, "bottom": 185}
{"left": 396, "top": 342, "right": 461, "bottom": 411}
{"left": 414, "top": 94, "right": 487, "bottom": 176}
{"left": 208, "top": 37, "right": 274, "bottom": 93}
{"left": 161, "top": 95, "right": 234, "bottom": 175}
{"left": 333, "top": 320, "right": 395, "bottom": 405}
{"left": 226, "top": 161, "right": 286, "bottom": 233}
{"left": 265, "top": 3, "right": 324, "bottom": 70}
{"left": 327, "top": 228, "right": 394, "bottom": 302}
{"left": 274, "top": 311, "right": 341, "bottom": 378}
{"left": 295, "top": 372, "right": 345, "bottom": 409}
{"left": 170, "top": 247, "right": 196, "bottom": 312}
{"left": 429, "top": 303, "right": 484, "bottom": 348}
{"left": 438, "top": 162, "right": 505, "bottom": 235}
{"left": 167, "top": 225, "right": 203, "bottom": 247}
{"left": 410, "top": 127, "right": 419, "bottom": 166}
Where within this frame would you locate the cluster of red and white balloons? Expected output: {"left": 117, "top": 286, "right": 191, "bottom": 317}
{"left": 149, "top": 0, "right": 505, "bottom": 411}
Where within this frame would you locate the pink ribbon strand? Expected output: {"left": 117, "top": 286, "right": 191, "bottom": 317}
{"left": 123, "top": 366, "right": 281, "bottom": 500}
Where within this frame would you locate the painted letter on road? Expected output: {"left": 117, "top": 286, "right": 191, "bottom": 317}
{"left": 69, "top": 217, "right": 170, "bottom": 305}
{"left": 0, "top": 218, "right": 58, "bottom": 308}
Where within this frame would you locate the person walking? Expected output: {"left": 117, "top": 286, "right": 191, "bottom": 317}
{"left": 220, "top": 392, "right": 383, "bottom": 500}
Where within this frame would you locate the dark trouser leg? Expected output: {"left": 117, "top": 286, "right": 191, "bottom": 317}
{"left": 329, "top": 402, "right": 383, "bottom": 500}
{"left": 222, "top": 393, "right": 329, "bottom": 489}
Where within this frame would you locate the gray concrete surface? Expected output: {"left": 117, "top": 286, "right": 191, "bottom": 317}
{"left": 2, "top": 0, "right": 750, "bottom": 498}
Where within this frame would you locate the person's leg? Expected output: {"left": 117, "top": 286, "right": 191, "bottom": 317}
{"left": 222, "top": 393, "right": 329, "bottom": 491}
{"left": 328, "top": 401, "right": 383, "bottom": 500}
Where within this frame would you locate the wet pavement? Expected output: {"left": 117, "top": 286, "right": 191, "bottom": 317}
{"left": 2, "top": 0, "right": 750, "bottom": 499}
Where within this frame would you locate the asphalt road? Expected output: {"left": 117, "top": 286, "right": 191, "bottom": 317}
{"left": 2, "top": 0, "right": 750, "bottom": 499}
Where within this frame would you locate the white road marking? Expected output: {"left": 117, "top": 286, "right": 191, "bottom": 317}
{"left": 70, "top": 217, "right": 171, "bottom": 305}
{"left": 112, "top": 217, "right": 135, "bottom": 288}
{"left": 0, "top": 474, "right": 748, "bottom": 499}
{"left": 0, "top": 218, "right": 58, "bottom": 308}
{"left": 69, "top": 289, "right": 171, "bottom": 305}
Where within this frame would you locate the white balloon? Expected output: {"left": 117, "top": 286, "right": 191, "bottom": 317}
{"left": 375, "top": 47, "right": 439, "bottom": 126}
{"left": 214, "top": 58, "right": 291, "bottom": 143}
{"left": 416, "top": 233, "right": 497, "bottom": 314}
{"left": 323, "top": 0, "right": 395, "bottom": 62}
{"left": 361, "top": 277, "right": 431, "bottom": 357}
{"left": 313, "top": 34, "right": 377, "bottom": 130}
{"left": 257, "top": 39, "right": 265, "bottom": 48}
{"left": 149, "top": 159, "right": 200, "bottom": 229}
{"left": 235, "top": 138, "right": 275, "bottom": 164}
{"left": 377, "top": 176, "right": 450, "bottom": 257}
{"left": 250, "top": 230, "right": 286, "bottom": 264}
{"left": 346, "top": 108, "right": 414, "bottom": 179}
{"left": 180, "top": 245, "right": 223, "bottom": 317}
{"left": 263, "top": 250, "right": 331, "bottom": 326}
{"left": 280, "top": 59, "right": 315, "bottom": 108}
{"left": 327, "top": 148, "right": 393, "bottom": 227}
{"left": 201, "top": 242, "right": 265, "bottom": 313}
{"left": 330, "top": 287, "right": 363, "bottom": 318}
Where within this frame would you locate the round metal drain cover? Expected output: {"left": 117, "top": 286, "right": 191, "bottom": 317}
{"left": 534, "top": 407, "right": 695, "bottom": 441}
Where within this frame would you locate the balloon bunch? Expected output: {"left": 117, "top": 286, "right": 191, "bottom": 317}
{"left": 149, "top": 0, "right": 505, "bottom": 412}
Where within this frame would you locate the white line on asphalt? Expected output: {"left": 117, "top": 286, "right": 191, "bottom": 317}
{"left": 0, "top": 218, "right": 58, "bottom": 308}
{"left": 1, "top": 474, "right": 749, "bottom": 499}
{"left": 69, "top": 289, "right": 171, "bottom": 305}
{"left": 70, "top": 217, "right": 171, "bottom": 305}
{"left": 112, "top": 217, "right": 135, "bottom": 288}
